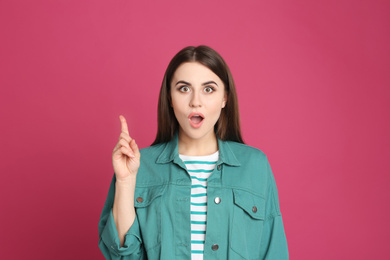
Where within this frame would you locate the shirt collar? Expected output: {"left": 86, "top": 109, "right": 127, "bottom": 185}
{"left": 156, "top": 131, "right": 241, "bottom": 167}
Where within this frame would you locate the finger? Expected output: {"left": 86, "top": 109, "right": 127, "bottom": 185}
{"left": 112, "top": 142, "right": 120, "bottom": 152}
{"left": 112, "top": 145, "right": 120, "bottom": 156}
{"left": 119, "top": 132, "right": 132, "bottom": 143}
{"left": 119, "top": 139, "right": 132, "bottom": 152}
{"left": 120, "top": 146, "right": 135, "bottom": 158}
{"left": 130, "top": 139, "right": 140, "bottom": 158}
{"left": 119, "top": 115, "right": 130, "bottom": 136}
{"left": 112, "top": 143, "right": 124, "bottom": 157}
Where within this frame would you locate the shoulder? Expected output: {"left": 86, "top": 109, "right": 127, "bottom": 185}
{"left": 222, "top": 141, "right": 274, "bottom": 197}
{"left": 225, "top": 141, "right": 269, "bottom": 164}
{"left": 224, "top": 141, "right": 272, "bottom": 181}
{"left": 139, "top": 143, "right": 166, "bottom": 159}
{"left": 136, "top": 143, "right": 169, "bottom": 186}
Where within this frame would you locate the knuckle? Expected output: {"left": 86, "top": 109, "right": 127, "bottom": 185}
{"left": 119, "top": 139, "right": 128, "bottom": 145}
{"left": 120, "top": 133, "right": 130, "bottom": 141}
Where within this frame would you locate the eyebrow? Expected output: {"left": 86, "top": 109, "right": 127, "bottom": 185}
{"left": 175, "top": 80, "right": 219, "bottom": 87}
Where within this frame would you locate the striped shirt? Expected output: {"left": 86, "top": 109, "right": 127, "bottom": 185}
{"left": 179, "top": 151, "right": 219, "bottom": 260}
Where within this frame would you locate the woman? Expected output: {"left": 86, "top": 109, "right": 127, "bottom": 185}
{"left": 99, "top": 45, "right": 289, "bottom": 259}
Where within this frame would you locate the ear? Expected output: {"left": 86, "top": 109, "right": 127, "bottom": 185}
{"left": 222, "top": 94, "right": 227, "bottom": 108}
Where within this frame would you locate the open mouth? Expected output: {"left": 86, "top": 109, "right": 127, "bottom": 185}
{"left": 190, "top": 115, "right": 203, "bottom": 124}
{"left": 188, "top": 113, "right": 205, "bottom": 128}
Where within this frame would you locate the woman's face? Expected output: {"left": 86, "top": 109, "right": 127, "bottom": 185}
{"left": 171, "top": 62, "right": 227, "bottom": 142}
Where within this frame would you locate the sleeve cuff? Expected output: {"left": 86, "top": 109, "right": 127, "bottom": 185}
{"left": 101, "top": 209, "right": 142, "bottom": 256}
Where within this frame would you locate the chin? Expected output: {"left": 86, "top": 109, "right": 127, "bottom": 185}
{"left": 180, "top": 127, "right": 215, "bottom": 141}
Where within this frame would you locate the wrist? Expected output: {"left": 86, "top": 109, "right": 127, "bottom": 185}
{"left": 116, "top": 174, "right": 137, "bottom": 186}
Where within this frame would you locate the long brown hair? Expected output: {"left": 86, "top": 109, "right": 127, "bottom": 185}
{"left": 152, "top": 45, "right": 244, "bottom": 145}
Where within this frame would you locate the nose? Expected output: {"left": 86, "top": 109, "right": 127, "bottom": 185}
{"left": 189, "top": 91, "right": 202, "bottom": 108}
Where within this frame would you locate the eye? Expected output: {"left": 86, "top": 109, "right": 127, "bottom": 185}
{"left": 204, "top": 86, "right": 215, "bottom": 93}
{"left": 179, "top": 86, "right": 190, "bottom": 92}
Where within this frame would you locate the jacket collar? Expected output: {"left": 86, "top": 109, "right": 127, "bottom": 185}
{"left": 156, "top": 131, "right": 241, "bottom": 167}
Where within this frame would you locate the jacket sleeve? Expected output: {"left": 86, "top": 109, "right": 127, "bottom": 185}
{"left": 259, "top": 158, "right": 289, "bottom": 259}
{"left": 98, "top": 174, "right": 145, "bottom": 259}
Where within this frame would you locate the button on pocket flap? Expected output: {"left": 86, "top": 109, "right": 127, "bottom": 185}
{"left": 134, "top": 186, "right": 165, "bottom": 208}
{"left": 233, "top": 189, "right": 265, "bottom": 220}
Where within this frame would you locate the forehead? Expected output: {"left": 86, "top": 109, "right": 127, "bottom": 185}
{"left": 172, "top": 62, "right": 222, "bottom": 84}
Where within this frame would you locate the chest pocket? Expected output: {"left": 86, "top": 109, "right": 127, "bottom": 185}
{"left": 230, "top": 189, "right": 266, "bottom": 260}
{"left": 134, "top": 185, "right": 166, "bottom": 252}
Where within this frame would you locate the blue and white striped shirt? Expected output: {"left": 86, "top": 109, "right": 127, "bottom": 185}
{"left": 179, "top": 151, "right": 219, "bottom": 260}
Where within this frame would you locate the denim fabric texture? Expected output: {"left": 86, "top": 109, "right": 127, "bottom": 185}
{"left": 99, "top": 132, "right": 289, "bottom": 259}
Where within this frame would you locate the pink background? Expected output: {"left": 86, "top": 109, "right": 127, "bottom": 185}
{"left": 1, "top": 0, "right": 389, "bottom": 259}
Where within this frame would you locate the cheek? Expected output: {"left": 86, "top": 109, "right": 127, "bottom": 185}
{"left": 171, "top": 97, "right": 186, "bottom": 117}
{"left": 170, "top": 94, "right": 179, "bottom": 109}
{"left": 171, "top": 101, "right": 182, "bottom": 112}
{"left": 208, "top": 104, "right": 224, "bottom": 118}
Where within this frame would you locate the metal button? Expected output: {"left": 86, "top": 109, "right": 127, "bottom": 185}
{"left": 217, "top": 165, "right": 221, "bottom": 171}
{"left": 212, "top": 244, "right": 219, "bottom": 251}
{"left": 214, "top": 197, "right": 221, "bottom": 204}
{"left": 252, "top": 206, "right": 257, "bottom": 213}
{"left": 136, "top": 197, "right": 143, "bottom": 203}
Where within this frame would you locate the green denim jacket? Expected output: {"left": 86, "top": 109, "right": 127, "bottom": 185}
{"left": 98, "top": 133, "right": 289, "bottom": 259}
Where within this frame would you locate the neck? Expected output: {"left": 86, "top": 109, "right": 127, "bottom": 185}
{"left": 178, "top": 130, "right": 218, "bottom": 156}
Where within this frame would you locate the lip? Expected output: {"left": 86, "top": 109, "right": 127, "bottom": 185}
{"left": 188, "top": 112, "right": 205, "bottom": 128}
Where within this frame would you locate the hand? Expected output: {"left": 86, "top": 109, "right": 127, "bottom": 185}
{"left": 112, "top": 115, "right": 141, "bottom": 181}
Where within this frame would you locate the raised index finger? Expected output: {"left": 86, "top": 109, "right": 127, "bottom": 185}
{"left": 119, "top": 115, "right": 130, "bottom": 135}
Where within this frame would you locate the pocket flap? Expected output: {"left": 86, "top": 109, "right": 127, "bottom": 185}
{"left": 134, "top": 186, "right": 165, "bottom": 208}
{"left": 233, "top": 189, "right": 265, "bottom": 220}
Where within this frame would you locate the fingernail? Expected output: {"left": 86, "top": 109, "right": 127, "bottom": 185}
{"left": 129, "top": 153, "right": 135, "bottom": 158}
